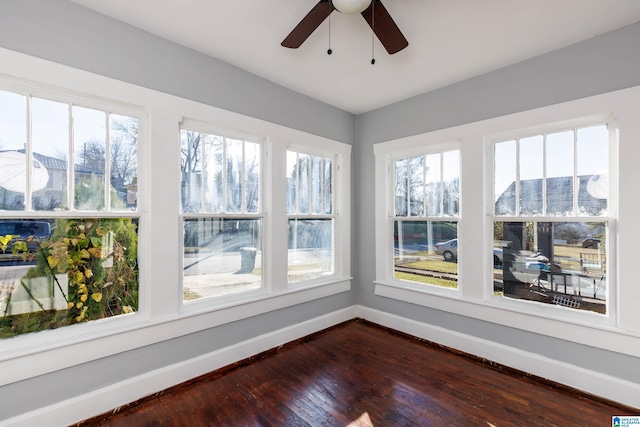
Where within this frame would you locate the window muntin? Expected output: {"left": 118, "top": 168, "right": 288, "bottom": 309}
{"left": 0, "top": 91, "right": 139, "bottom": 212}
{"left": 494, "top": 124, "right": 608, "bottom": 217}
{"left": 180, "top": 128, "right": 263, "bottom": 302}
{"left": 0, "top": 87, "right": 140, "bottom": 338}
{"left": 286, "top": 150, "right": 334, "bottom": 283}
{"left": 492, "top": 123, "right": 611, "bottom": 313}
{"left": 393, "top": 149, "right": 460, "bottom": 289}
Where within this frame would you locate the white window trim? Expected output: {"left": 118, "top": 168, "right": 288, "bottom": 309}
{"left": 0, "top": 48, "right": 351, "bottom": 386}
{"left": 382, "top": 144, "right": 462, "bottom": 293}
{"left": 286, "top": 144, "right": 345, "bottom": 287}
{"left": 374, "top": 85, "right": 640, "bottom": 358}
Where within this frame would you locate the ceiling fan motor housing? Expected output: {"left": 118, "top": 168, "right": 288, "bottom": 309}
{"left": 331, "top": 0, "right": 373, "bottom": 14}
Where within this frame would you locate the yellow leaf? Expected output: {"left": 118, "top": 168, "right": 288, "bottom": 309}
{"left": 74, "top": 271, "right": 84, "bottom": 283}
{"left": 80, "top": 249, "right": 91, "bottom": 259}
{"left": 80, "top": 294, "right": 87, "bottom": 302}
{"left": 47, "top": 255, "right": 59, "bottom": 269}
{"left": 88, "top": 247, "right": 103, "bottom": 259}
{"left": 84, "top": 269, "right": 93, "bottom": 278}
{"left": 91, "top": 292, "right": 102, "bottom": 302}
{"left": 68, "top": 302, "right": 74, "bottom": 309}
{"left": 76, "top": 302, "right": 83, "bottom": 309}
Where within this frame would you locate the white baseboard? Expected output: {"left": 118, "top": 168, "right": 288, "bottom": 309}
{"left": 1, "top": 306, "right": 357, "bottom": 427}
{"left": 356, "top": 305, "right": 640, "bottom": 409}
{"left": 4, "top": 304, "right": 637, "bottom": 426}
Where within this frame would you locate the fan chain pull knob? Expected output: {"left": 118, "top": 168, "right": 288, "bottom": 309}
{"left": 327, "top": 48, "right": 333, "bottom": 55}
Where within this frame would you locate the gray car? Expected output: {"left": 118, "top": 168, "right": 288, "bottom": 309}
{"left": 434, "top": 238, "right": 503, "bottom": 265}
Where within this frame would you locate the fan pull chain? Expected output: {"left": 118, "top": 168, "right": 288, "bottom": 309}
{"left": 370, "top": 2, "right": 375, "bottom": 65}
{"left": 327, "top": 14, "right": 333, "bottom": 55}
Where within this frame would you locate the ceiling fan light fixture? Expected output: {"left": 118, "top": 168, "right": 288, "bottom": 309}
{"left": 332, "top": 0, "right": 372, "bottom": 14}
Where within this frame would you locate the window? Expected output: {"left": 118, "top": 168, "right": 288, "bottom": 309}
{"left": 492, "top": 124, "right": 611, "bottom": 314}
{"left": 286, "top": 150, "right": 334, "bottom": 283}
{"left": 0, "top": 87, "right": 140, "bottom": 337}
{"left": 392, "top": 149, "right": 460, "bottom": 289}
{"left": 0, "top": 50, "right": 352, "bottom": 387}
{"left": 180, "top": 127, "right": 263, "bottom": 302}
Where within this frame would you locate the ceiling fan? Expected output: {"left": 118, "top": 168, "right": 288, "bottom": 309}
{"left": 281, "top": 0, "right": 408, "bottom": 55}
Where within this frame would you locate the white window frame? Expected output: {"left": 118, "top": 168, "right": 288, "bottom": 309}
{"left": 487, "top": 119, "right": 617, "bottom": 319}
{"left": 178, "top": 121, "right": 267, "bottom": 308}
{"left": 381, "top": 144, "right": 461, "bottom": 294}
{"left": 0, "top": 48, "right": 351, "bottom": 386}
{"left": 374, "top": 86, "right": 640, "bottom": 359}
{"left": 286, "top": 144, "right": 343, "bottom": 288}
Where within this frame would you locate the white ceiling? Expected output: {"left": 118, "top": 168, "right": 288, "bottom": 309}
{"left": 70, "top": 0, "right": 640, "bottom": 114}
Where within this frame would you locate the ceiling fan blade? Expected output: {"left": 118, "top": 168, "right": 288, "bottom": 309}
{"left": 361, "top": 1, "right": 408, "bottom": 54}
{"left": 282, "top": 0, "right": 334, "bottom": 49}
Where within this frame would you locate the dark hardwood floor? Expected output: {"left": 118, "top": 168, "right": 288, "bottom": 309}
{"left": 79, "top": 320, "right": 635, "bottom": 426}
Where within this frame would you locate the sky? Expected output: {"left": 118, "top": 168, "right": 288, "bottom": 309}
{"left": 493, "top": 124, "right": 608, "bottom": 200}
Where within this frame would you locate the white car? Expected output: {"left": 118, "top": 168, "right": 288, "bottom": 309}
{"left": 434, "top": 238, "right": 503, "bottom": 265}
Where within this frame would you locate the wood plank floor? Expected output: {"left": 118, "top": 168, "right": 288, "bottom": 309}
{"left": 80, "top": 320, "right": 635, "bottom": 426}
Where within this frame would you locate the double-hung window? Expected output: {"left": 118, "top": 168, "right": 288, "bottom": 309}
{"left": 180, "top": 125, "right": 263, "bottom": 303}
{"left": 492, "top": 122, "right": 613, "bottom": 314}
{"left": 0, "top": 85, "right": 141, "bottom": 337}
{"left": 385, "top": 147, "right": 461, "bottom": 289}
{"left": 286, "top": 149, "right": 335, "bottom": 284}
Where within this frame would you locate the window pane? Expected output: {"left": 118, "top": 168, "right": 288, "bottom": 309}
{"left": 409, "top": 155, "right": 424, "bottom": 216}
{"left": 73, "top": 106, "right": 106, "bottom": 211}
{"left": 297, "top": 153, "right": 310, "bottom": 214}
{"left": 494, "top": 140, "right": 516, "bottom": 215}
{"left": 424, "top": 154, "right": 441, "bottom": 217}
{"left": 203, "top": 134, "right": 223, "bottom": 213}
{"left": 0, "top": 91, "right": 27, "bottom": 210}
{"left": 181, "top": 130, "right": 202, "bottom": 213}
{"left": 395, "top": 158, "right": 408, "bottom": 216}
{"left": 518, "top": 135, "right": 543, "bottom": 215}
{"left": 288, "top": 218, "right": 333, "bottom": 283}
{"left": 286, "top": 151, "right": 298, "bottom": 214}
{"left": 577, "top": 125, "right": 608, "bottom": 216}
{"left": 0, "top": 217, "right": 139, "bottom": 338}
{"left": 226, "top": 138, "right": 243, "bottom": 213}
{"left": 443, "top": 150, "right": 459, "bottom": 216}
{"left": 245, "top": 142, "right": 260, "bottom": 213}
{"left": 287, "top": 150, "right": 332, "bottom": 216}
{"left": 493, "top": 220, "right": 606, "bottom": 314}
{"left": 183, "top": 218, "right": 261, "bottom": 301}
{"left": 394, "top": 220, "right": 458, "bottom": 289}
{"left": 109, "top": 114, "right": 138, "bottom": 211}
{"left": 310, "top": 156, "right": 320, "bottom": 214}
{"left": 32, "top": 98, "right": 69, "bottom": 211}
{"left": 545, "top": 131, "right": 574, "bottom": 216}
{"left": 323, "top": 158, "right": 332, "bottom": 214}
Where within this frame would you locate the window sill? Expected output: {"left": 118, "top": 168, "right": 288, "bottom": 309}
{"left": 374, "top": 281, "right": 640, "bottom": 358}
{"left": 0, "top": 279, "right": 351, "bottom": 386}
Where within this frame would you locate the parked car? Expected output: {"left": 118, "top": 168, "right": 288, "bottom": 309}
{"left": 581, "top": 238, "right": 601, "bottom": 249}
{"left": 434, "top": 238, "right": 503, "bottom": 265}
{"left": 0, "top": 220, "right": 52, "bottom": 260}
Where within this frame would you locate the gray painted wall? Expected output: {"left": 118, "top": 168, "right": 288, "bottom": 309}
{"left": 2, "top": 0, "right": 640, "bottom": 420}
{"left": 0, "top": 0, "right": 356, "bottom": 419}
{"left": 0, "top": 0, "right": 355, "bottom": 144}
{"left": 355, "top": 21, "right": 640, "bottom": 386}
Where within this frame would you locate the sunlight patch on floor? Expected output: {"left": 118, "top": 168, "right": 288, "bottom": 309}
{"left": 346, "top": 412, "right": 373, "bottom": 427}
